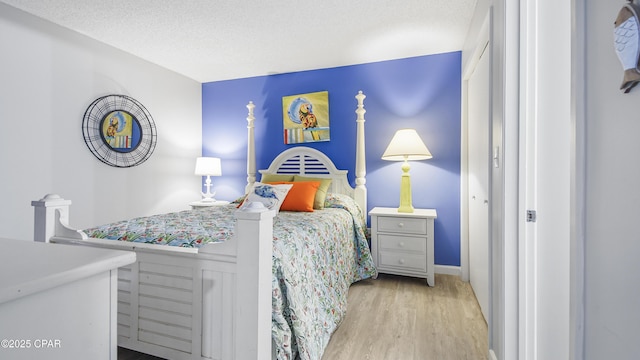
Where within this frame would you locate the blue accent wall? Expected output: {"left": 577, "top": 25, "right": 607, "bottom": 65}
{"left": 202, "top": 52, "right": 461, "bottom": 266}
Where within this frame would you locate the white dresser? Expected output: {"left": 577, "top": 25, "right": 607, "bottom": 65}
{"left": 0, "top": 238, "right": 136, "bottom": 360}
{"left": 369, "top": 207, "right": 437, "bottom": 286}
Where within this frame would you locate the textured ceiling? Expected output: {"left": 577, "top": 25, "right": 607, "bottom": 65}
{"left": 1, "top": 0, "right": 476, "bottom": 83}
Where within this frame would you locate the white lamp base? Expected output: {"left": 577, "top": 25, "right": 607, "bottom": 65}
{"left": 201, "top": 175, "right": 217, "bottom": 202}
{"left": 200, "top": 193, "right": 217, "bottom": 202}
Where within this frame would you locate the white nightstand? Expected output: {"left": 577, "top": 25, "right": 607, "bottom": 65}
{"left": 189, "top": 200, "right": 230, "bottom": 209}
{"left": 369, "top": 207, "right": 437, "bottom": 286}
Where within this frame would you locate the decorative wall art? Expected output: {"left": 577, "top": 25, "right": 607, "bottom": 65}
{"left": 282, "top": 91, "right": 330, "bottom": 144}
{"left": 82, "top": 94, "right": 157, "bottom": 167}
{"left": 614, "top": 0, "right": 640, "bottom": 93}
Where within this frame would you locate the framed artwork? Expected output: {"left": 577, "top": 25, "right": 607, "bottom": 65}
{"left": 82, "top": 94, "right": 157, "bottom": 167}
{"left": 282, "top": 91, "right": 329, "bottom": 144}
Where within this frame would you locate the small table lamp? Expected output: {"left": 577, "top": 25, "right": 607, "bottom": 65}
{"left": 195, "top": 157, "right": 222, "bottom": 202}
{"left": 382, "top": 129, "right": 432, "bottom": 213}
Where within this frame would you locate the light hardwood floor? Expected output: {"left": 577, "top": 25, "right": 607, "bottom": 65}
{"left": 322, "top": 273, "right": 487, "bottom": 360}
{"left": 119, "top": 273, "right": 487, "bottom": 360}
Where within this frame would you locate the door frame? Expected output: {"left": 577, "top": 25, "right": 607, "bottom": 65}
{"left": 569, "top": 2, "right": 586, "bottom": 358}
{"left": 463, "top": 1, "right": 584, "bottom": 358}
{"left": 514, "top": 0, "right": 584, "bottom": 359}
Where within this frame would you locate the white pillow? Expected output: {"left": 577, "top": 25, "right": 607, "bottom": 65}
{"left": 238, "top": 182, "right": 293, "bottom": 213}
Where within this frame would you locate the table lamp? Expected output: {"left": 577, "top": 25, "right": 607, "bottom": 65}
{"left": 381, "top": 129, "right": 432, "bottom": 213}
{"left": 195, "top": 157, "right": 222, "bottom": 202}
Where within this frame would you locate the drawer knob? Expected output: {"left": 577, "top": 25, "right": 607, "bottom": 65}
{"left": 399, "top": 259, "right": 405, "bottom": 265}
{"left": 399, "top": 241, "right": 405, "bottom": 248}
{"left": 397, "top": 222, "right": 405, "bottom": 228}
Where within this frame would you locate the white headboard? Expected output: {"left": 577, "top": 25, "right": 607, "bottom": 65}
{"left": 258, "top": 147, "right": 354, "bottom": 198}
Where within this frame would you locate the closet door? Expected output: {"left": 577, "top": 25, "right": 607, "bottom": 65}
{"left": 467, "top": 42, "right": 490, "bottom": 322}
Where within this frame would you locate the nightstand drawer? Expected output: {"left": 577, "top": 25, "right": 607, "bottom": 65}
{"left": 378, "top": 234, "right": 426, "bottom": 253}
{"left": 377, "top": 216, "right": 427, "bottom": 235}
{"left": 378, "top": 252, "right": 427, "bottom": 272}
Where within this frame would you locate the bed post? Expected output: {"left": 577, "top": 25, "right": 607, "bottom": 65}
{"left": 234, "top": 209, "right": 275, "bottom": 359}
{"left": 32, "top": 194, "right": 86, "bottom": 242}
{"left": 354, "top": 91, "right": 367, "bottom": 213}
{"left": 246, "top": 101, "right": 257, "bottom": 194}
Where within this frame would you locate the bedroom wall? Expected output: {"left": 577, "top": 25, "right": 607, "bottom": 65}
{"left": 202, "top": 52, "right": 462, "bottom": 267}
{"left": 0, "top": 4, "right": 202, "bottom": 241}
{"left": 583, "top": 1, "right": 640, "bottom": 358}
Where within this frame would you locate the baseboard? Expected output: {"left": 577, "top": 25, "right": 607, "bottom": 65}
{"left": 489, "top": 349, "right": 498, "bottom": 360}
{"left": 435, "top": 265, "right": 462, "bottom": 277}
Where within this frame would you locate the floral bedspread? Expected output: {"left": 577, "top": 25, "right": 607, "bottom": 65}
{"left": 84, "top": 193, "right": 377, "bottom": 360}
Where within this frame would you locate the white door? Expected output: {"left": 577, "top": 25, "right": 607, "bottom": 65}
{"left": 467, "top": 41, "right": 490, "bottom": 322}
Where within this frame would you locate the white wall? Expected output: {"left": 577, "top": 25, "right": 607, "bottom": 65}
{"left": 583, "top": 1, "right": 640, "bottom": 358}
{"left": 0, "top": 4, "right": 202, "bottom": 241}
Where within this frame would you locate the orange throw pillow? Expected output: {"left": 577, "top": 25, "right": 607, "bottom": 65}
{"left": 265, "top": 181, "right": 320, "bottom": 212}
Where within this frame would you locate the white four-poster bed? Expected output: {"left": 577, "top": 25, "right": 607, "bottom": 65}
{"left": 32, "top": 91, "right": 372, "bottom": 360}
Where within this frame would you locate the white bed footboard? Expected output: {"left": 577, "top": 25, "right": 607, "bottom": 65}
{"left": 32, "top": 194, "right": 275, "bottom": 360}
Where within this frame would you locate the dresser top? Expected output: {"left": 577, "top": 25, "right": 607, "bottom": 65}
{"left": 368, "top": 207, "right": 437, "bottom": 219}
{"left": 0, "top": 238, "right": 136, "bottom": 304}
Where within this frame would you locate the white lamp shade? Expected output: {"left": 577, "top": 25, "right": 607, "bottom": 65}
{"left": 194, "top": 157, "right": 222, "bottom": 176}
{"left": 381, "top": 129, "right": 432, "bottom": 161}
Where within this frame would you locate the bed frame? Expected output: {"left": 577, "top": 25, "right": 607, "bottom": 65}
{"left": 32, "top": 91, "right": 368, "bottom": 360}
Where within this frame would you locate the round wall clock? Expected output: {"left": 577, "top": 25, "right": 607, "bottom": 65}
{"left": 82, "top": 94, "right": 157, "bottom": 168}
